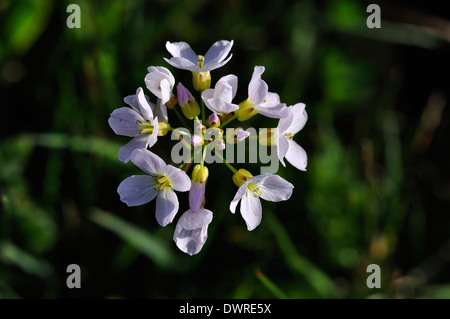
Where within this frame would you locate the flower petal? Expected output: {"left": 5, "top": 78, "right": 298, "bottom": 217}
{"left": 248, "top": 66, "right": 268, "bottom": 105}
{"left": 130, "top": 149, "right": 166, "bottom": 176}
{"left": 165, "top": 41, "right": 198, "bottom": 62}
{"left": 177, "top": 208, "right": 213, "bottom": 230}
{"left": 108, "top": 107, "right": 143, "bottom": 137}
{"left": 145, "top": 71, "right": 172, "bottom": 104}
{"left": 277, "top": 134, "right": 289, "bottom": 167}
{"left": 163, "top": 57, "right": 199, "bottom": 72}
{"left": 173, "top": 225, "right": 208, "bottom": 256}
{"left": 257, "top": 101, "right": 288, "bottom": 119}
{"left": 285, "top": 140, "right": 307, "bottom": 171}
{"left": 162, "top": 165, "right": 191, "bottom": 192}
{"left": 173, "top": 208, "right": 212, "bottom": 256}
{"left": 147, "top": 66, "right": 175, "bottom": 87}
{"left": 240, "top": 191, "right": 262, "bottom": 231}
{"left": 152, "top": 99, "right": 169, "bottom": 123}
{"left": 155, "top": 188, "right": 179, "bottom": 226}
{"left": 202, "top": 54, "right": 233, "bottom": 72}
{"left": 204, "top": 40, "right": 234, "bottom": 66}
{"left": 118, "top": 134, "right": 150, "bottom": 163}
{"left": 285, "top": 103, "right": 307, "bottom": 134}
{"left": 117, "top": 175, "right": 157, "bottom": 206}
{"left": 189, "top": 183, "right": 205, "bottom": 212}
{"left": 229, "top": 183, "right": 248, "bottom": 214}
{"left": 135, "top": 87, "right": 154, "bottom": 121}
{"left": 253, "top": 174, "right": 294, "bottom": 202}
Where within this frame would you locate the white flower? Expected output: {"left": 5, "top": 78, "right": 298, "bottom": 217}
{"left": 144, "top": 66, "right": 175, "bottom": 104}
{"left": 164, "top": 40, "right": 234, "bottom": 72}
{"left": 117, "top": 149, "right": 191, "bottom": 226}
{"left": 277, "top": 103, "right": 308, "bottom": 171}
{"left": 173, "top": 208, "right": 212, "bottom": 256}
{"left": 108, "top": 87, "right": 160, "bottom": 163}
{"left": 236, "top": 66, "right": 288, "bottom": 121}
{"left": 201, "top": 75, "right": 239, "bottom": 114}
{"left": 173, "top": 164, "right": 212, "bottom": 256}
{"left": 230, "top": 170, "right": 294, "bottom": 231}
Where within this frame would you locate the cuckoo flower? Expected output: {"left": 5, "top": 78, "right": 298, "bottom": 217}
{"left": 164, "top": 40, "right": 234, "bottom": 72}
{"left": 144, "top": 66, "right": 175, "bottom": 105}
{"left": 277, "top": 103, "right": 308, "bottom": 171}
{"left": 164, "top": 40, "right": 234, "bottom": 90}
{"left": 173, "top": 207, "right": 213, "bottom": 256}
{"left": 173, "top": 165, "right": 212, "bottom": 255}
{"left": 108, "top": 87, "right": 169, "bottom": 163}
{"left": 230, "top": 169, "right": 294, "bottom": 231}
{"left": 117, "top": 149, "right": 191, "bottom": 226}
{"left": 235, "top": 66, "right": 288, "bottom": 121}
{"left": 201, "top": 75, "right": 239, "bottom": 114}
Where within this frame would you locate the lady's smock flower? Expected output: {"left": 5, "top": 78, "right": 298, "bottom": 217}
{"left": 235, "top": 66, "right": 288, "bottom": 121}
{"left": 117, "top": 149, "right": 191, "bottom": 226}
{"left": 230, "top": 169, "right": 294, "bottom": 231}
{"left": 277, "top": 103, "right": 308, "bottom": 171}
{"left": 144, "top": 66, "right": 175, "bottom": 105}
{"left": 109, "top": 87, "right": 169, "bottom": 163}
{"left": 201, "top": 75, "right": 239, "bottom": 114}
{"left": 173, "top": 165, "right": 212, "bottom": 256}
{"left": 164, "top": 40, "right": 234, "bottom": 91}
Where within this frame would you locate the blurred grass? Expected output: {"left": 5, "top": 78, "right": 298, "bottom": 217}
{"left": 1, "top": 0, "right": 450, "bottom": 299}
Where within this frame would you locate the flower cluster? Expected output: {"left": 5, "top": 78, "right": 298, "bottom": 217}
{"left": 109, "top": 40, "right": 308, "bottom": 255}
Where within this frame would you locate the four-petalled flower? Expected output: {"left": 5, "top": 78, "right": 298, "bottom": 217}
{"left": 277, "top": 103, "right": 308, "bottom": 171}
{"left": 230, "top": 169, "right": 294, "bottom": 231}
{"left": 118, "top": 149, "right": 191, "bottom": 226}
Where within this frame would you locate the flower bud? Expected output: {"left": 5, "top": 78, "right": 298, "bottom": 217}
{"left": 226, "top": 128, "right": 250, "bottom": 144}
{"left": 177, "top": 83, "right": 200, "bottom": 120}
{"left": 191, "top": 134, "right": 204, "bottom": 147}
{"left": 165, "top": 92, "right": 178, "bottom": 109}
{"left": 192, "top": 71, "right": 211, "bottom": 91}
{"left": 192, "top": 164, "right": 209, "bottom": 185}
{"left": 235, "top": 98, "right": 258, "bottom": 121}
{"left": 157, "top": 121, "right": 171, "bottom": 136}
{"left": 258, "top": 128, "right": 277, "bottom": 146}
{"left": 207, "top": 112, "right": 221, "bottom": 128}
{"left": 232, "top": 169, "right": 253, "bottom": 187}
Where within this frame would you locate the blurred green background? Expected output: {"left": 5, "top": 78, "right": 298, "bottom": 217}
{"left": 1, "top": 0, "right": 450, "bottom": 299}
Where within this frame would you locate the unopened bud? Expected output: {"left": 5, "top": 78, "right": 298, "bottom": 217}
{"left": 258, "top": 128, "right": 278, "bottom": 146}
{"left": 232, "top": 169, "right": 253, "bottom": 187}
{"left": 207, "top": 112, "right": 221, "bottom": 128}
{"left": 226, "top": 128, "right": 250, "bottom": 144}
{"left": 236, "top": 98, "right": 258, "bottom": 121}
{"left": 177, "top": 83, "right": 200, "bottom": 120}
{"left": 191, "top": 134, "right": 204, "bottom": 147}
{"left": 192, "top": 164, "right": 209, "bottom": 185}
{"left": 165, "top": 92, "right": 178, "bottom": 109}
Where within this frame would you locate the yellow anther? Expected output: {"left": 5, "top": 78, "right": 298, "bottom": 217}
{"left": 248, "top": 183, "right": 262, "bottom": 198}
{"left": 154, "top": 174, "right": 171, "bottom": 192}
{"left": 284, "top": 132, "right": 294, "bottom": 140}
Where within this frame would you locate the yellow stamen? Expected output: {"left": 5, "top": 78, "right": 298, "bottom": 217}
{"left": 154, "top": 174, "right": 171, "bottom": 192}
{"left": 284, "top": 133, "right": 294, "bottom": 140}
{"left": 247, "top": 183, "right": 262, "bottom": 198}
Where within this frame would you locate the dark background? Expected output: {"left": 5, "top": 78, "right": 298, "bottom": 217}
{"left": 1, "top": 0, "right": 450, "bottom": 298}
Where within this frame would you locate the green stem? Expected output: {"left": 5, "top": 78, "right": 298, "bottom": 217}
{"left": 168, "top": 127, "right": 190, "bottom": 136}
{"left": 214, "top": 149, "right": 238, "bottom": 174}
{"left": 219, "top": 113, "right": 238, "bottom": 129}
{"left": 173, "top": 107, "right": 192, "bottom": 133}
{"left": 200, "top": 92, "right": 206, "bottom": 124}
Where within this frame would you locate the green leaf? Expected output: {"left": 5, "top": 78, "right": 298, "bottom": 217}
{"left": 89, "top": 208, "right": 177, "bottom": 269}
{"left": 0, "top": 241, "right": 53, "bottom": 279}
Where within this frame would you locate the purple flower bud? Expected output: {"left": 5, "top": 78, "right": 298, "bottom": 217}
{"left": 191, "top": 134, "right": 204, "bottom": 147}
{"left": 207, "top": 112, "right": 221, "bottom": 128}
